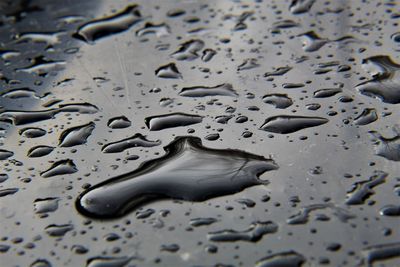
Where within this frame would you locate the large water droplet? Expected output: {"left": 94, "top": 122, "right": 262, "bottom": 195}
{"left": 356, "top": 56, "right": 400, "bottom": 104}
{"left": 0, "top": 149, "right": 14, "bottom": 160}
{"left": 15, "top": 31, "right": 65, "bottom": 46}
{"left": 0, "top": 188, "right": 18, "bottom": 198}
{"left": 76, "top": 136, "right": 278, "bottom": 218}
{"left": 73, "top": 5, "right": 142, "bottom": 44}
{"left": 0, "top": 103, "right": 98, "bottom": 125}
{"left": 361, "top": 242, "right": 400, "bottom": 266}
{"left": 1, "top": 87, "right": 43, "bottom": 99}
{"left": 370, "top": 127, "right": 400, "bottom": 161}
{"left": 345, "top": 171, "right": 387, "bottom": 205}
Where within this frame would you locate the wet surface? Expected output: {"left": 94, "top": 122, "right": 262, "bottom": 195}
{"left": 0, "top": 0, "right": 400, "bottom": 266}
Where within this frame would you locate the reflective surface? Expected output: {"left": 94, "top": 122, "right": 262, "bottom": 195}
{"left": 0, "top": 0, "right": 400, "bottom": 266}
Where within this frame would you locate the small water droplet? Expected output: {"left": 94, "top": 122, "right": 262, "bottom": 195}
{"left": 41, "top": 159, "right": 78, "bottom": 178}
{"left": 145, "top": 113, "right": 203, "bottom": 131}
{"left": 179, "top": 83, "right": 237, "bottom": 97}
{"left": 207, "top": 221, "right": 278, "bottom": 242}
{"left": 260, "top": 115, "right": 328, "bottom": 134}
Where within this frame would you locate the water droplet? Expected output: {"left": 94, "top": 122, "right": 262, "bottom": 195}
{"left": 370, "top": 127, "right": 400, "bottom": 161}
{"left": 159, "top": 98, "right": 174, "bottom": 107}
{"left": 313, "top": 88, "right": 342, "bottom": 98}
{"left": 1, "top": 87, "right": 43, "bottom": 99}
{"left": 41, "top": 159, "right": 78, "bottom": 178}
{"left": 166, "top": 9, "right": 186, "bottom": 17}
{"left": 306, "top": 103, "right": 321, "bottom": 110}
{"left": 361, "top": 242, "right": 400, "bottom": 266}
{"left": 207, "top": 221, "right": 278, "bottom": 242}
{"left": 205, "top": 133, "right": 220, "bottom": 141}
{"left": 282, "top": 83, "right": 305, "bottom": 89}
{"left": 136, "top": 22, "right": 170, "bottom": 37}
{"left": 34, "top": 198, "right": 59, "bottom": 214}
{"left": 356, "top": 56, "right": 400, "bottom": 104}
{"left": 45, "top": 224, "right": 73, "bottom": 237}
{"left": 107, "top": 116, "right": 131, "bottom": 129}
{"left": 264, "top": 66, "right": 292, "bottom": 77}
{"left": 0, "top": 173, "right": 9, "bottom": 183}
{"left": 260, "top": 115, "right": 328, "bottom": 134}
{"left": 299, "top": 31, "right": 328, "bottom": 52}
{"left": 215, "top": 115, "right": 233, "bottom": 124}
{"left": 380, "top": 205, "right": 400, "bottom": 216}
{"left": 0, "top": 149, "right": 14, "bottom": 160}
{"left": 289, "top": 0, "right": 316, "bottom": 14}
{"left": 236, "top": 198, "right": 256, "bottom": 207}
{"left": 171, "top": 39, "right": 204, "bottom": 61}
{"left": 86, "top": 257, "right": 132, "bottom": 267}
{"left": 16, "top": 56, "right": 66, "bottom": 76}
{"left": 161, "top": 243, "right": 179, "bottom": 252}
{"left": 272, "top": 20, "right": 300, "bottom": 29}
{"left": 15, "top": 31, "right": 65, "bottom": 46}
{"left": 71, "top": 245, "right": 88, "bottom": 254}
{"left": 262, "top": 94, "right": 293, "bottom": 109}
{"left": 28, "top": 146, "right": 55, "bottom": 158}
{"left": 287, "top": 203, "right": 354, "bottom": 224}
{"left": 59, "top": 122, "right": 95, "bottom": 147}
{"left": 19, "top": 127, "right": 46, "bottom": 138}
{"left": 0, "top": 103, "right": 98, "bottom": 125}
{"left": 392, "top": 32, "right": 400, "bottom": 43}
{"left": 30, "top": 259, "right": 52, "bottom": 267}
{"left": 255, "top": 251, "right": 306, "bottom": 267}
{"left": 0, "top": 188, "right": 18, "bottom": 198}
{"left": 155, "top": 63, "right": 182, "bottom": 79}
{"left": 201, "top": 49, "right": 217, "bottom": 62}
{"left": 237, "top": 58, "right": 259, "bottom": 71}
{"left": 354, "top": 108, "right": 378, "bottom": 125}
{"left": 73, "top": 5, "right": 142, "bottom": 44}
{"left": 136, "top": 208, "right": 155, "bottom": 219}
{"left": 145, "top": 113, "right": 203, "bottom": 131}
{"left": 179, "top": 83, "right": 237, "bottom": 97}
{"left": 190, "top": 217, "right": 218, "bottom": 227}
{"left": 345, "top": 171, "right": 387, "bottom": 205}
{"left": 102, "top": 134, "right": 160, "bottom": 153}
{"left": 77, "top": 136, "right": 278, "bottom": 218}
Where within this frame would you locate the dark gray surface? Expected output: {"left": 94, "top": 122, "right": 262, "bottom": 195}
{"left": 0, "top": 0, "right": 400, "bottom": 266}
